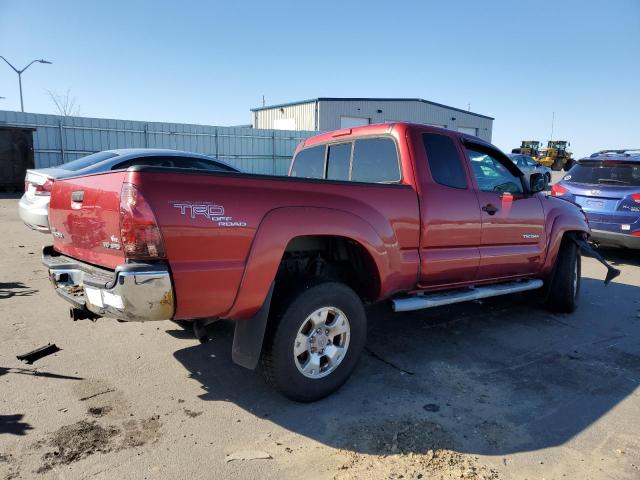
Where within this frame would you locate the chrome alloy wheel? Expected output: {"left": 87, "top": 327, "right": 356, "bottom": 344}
{"left": 293, "top": 306, "right": 351, "bottom": 379}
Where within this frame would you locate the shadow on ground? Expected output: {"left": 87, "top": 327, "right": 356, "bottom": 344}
{"left": 0, "top": 282, "right": 38, "bottom": 300}
{"left": 598, "top": 246, "right": 640, "bottom": 268}
{"left": 172, "top": 276, "right": 640, "bottom": 457}
{"left": 0, "top": 414, "right": 33, "bottom": 436}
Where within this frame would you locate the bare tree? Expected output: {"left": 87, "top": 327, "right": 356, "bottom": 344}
{"left": 46, "top": 88, "right": 80, "bottom": 116}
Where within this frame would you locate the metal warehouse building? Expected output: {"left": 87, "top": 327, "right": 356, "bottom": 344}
{"left": 251, "top": 97, "right": 494, "bottom": 142}
{"left": 0, "top": 110, "right": 315, "bottom": 188}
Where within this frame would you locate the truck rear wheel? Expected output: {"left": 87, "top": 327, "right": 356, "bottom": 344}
{"left": 545, "top": 238, "right": 581, "bottom": 313}
{"left": 261, "top": 282, "right": 366, "bottom": 402}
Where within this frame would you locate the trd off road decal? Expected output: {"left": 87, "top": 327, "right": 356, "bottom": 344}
{"left": 170, "top": 201, "right": 247, "bottom": 227}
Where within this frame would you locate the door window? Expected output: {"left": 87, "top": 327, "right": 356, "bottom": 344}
{"left": 466, "top": 148, "right": 523, "bottom": 194}
{"left": 422, "top": 133, "right": 467, "bottom": 189}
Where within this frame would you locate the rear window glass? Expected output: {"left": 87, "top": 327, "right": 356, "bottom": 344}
{"left": 112, "top": 156, "right": 237, "bottom": 172}
{"left": 326, "top": 143, "right": 351, "bottom": 181}
{"left": 351, "top": 138, "right": 400, "bottom": 183}
{"left": 567, "top": 162, "right": 640, "bottom": 186}
{"left": 59, "top": 151, "right": 118, "bottom": 171}
{"left": 291, "top": 146, "right": 325, "bottom": 179}
{"left": 423, "top": 133, "right": 467, "bottom": 189}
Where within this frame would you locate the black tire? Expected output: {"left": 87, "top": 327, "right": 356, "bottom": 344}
{"left": 545, "top": 238, "right": 581, "bottom": 313}
{"left": 261, "top": 282, "right": 366, "bottom": 402}
{"left": 563, "top": 159, "right": 574, "bottom": 171}
{"left": 552, "top": 158, "right": 563, "bottom": 171}
{"left": 545, "top": 173, "right": 551, "bottom": 189}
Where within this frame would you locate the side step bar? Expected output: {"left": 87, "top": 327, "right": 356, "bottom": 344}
{"left": 392, "top": 279, "right": 544, "bottom": 312}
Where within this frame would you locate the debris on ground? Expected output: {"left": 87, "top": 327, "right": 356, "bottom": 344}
{"left": 87, "top": 406, "right": 112, "bottom": 417}
{"left": 79, "top": 388, "right": 116, "bottom": 401}
{"left": 334, "top": 418, "right": 499, "bottom": 479}
{"left": 225, "top": 450, "right": 273, "bottom": 462}
{"left": 183, "top": 408, "right": 203, "bottom": 418}
{"left": 37, "top": 420, "right": 120, "bottom": 473}
{"left": 16, "top": 343, "right": 60, "bottom": 364}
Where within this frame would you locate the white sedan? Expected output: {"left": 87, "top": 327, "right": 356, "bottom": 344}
{"left": 19, "top": 149, "right": 239, "bottom": 233}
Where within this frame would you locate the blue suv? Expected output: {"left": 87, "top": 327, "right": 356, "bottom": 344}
{"left": 551, "top": 149, "right": 640, "bottom": 249}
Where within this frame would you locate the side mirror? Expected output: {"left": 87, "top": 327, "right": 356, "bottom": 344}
{"left": 529, "top": 172, "right": 546, "bottom": 193}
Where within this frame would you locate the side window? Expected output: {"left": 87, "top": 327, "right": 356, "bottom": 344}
{"left": 422, "top": 133, "right": 467, "bottom": 189}
{"left": 326, "top": 143, "right": 351, "bottom": 181}
{"left": 291, "top": 146, "right": 325, "bottom": 179}
{"left": 466, "top": 148, "right": 523, "bottom": 194}
{"left": 351, "top": 137, "right": 400, "bottom": 183}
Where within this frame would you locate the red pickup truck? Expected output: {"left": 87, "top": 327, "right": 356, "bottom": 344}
{"left": 43, "top": 123, "right": 591, "bottom": 401}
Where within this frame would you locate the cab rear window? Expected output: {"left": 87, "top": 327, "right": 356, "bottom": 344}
{"left": 290, "top": 145, "right": 325, "bottom": 179}
{"left": 292, "top": 137, "right": 400, "bottom": 184}
{"left": 567, "top": 162, "right": 640, "bottom": 186}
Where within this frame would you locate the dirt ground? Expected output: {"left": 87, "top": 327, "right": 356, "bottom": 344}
{"left": 1, "top": 190, "right": 639, "bottom": 480}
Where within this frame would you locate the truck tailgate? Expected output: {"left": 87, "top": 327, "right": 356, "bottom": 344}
{"left": 49, "top": 172, "right": 127, "bottom": 269}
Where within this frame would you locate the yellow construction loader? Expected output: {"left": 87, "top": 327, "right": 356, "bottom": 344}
{"left": 538, "top": 140, "right": 574, "bottom": 171}
{"left": 511, "top": 140, "right": 541, "bottom": 158}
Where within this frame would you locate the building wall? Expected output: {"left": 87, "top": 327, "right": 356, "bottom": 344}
{"left": 318, "top": 100, "right": 493, "bottom": 142}
{"left": 253, "top": 99, "right": 493, "bottom": 142}
{"left": 253, "top": 101, "right": 317, "bottom": 131}
{"left": 0, "top": 110, "right": 315, "bottom": 175}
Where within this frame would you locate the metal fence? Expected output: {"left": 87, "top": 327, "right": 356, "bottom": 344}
{"left": 0, "top": 110, "right": 316, "bottom": 175}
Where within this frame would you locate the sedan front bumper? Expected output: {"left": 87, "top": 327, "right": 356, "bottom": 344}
{"left": 42, "top": 246, "right": 175, "bottom": 321}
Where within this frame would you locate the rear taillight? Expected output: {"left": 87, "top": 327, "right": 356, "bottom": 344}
{"left": 25, "top": 178, "right": 54, "bottom": 196}
{"left": 632, "top": 232, "right": 640, "bottom": 237}
{"left": 551, "top": 184, "right": 568, "bottom": 196}
{"left": 119, "top": 183, "right": 165, "bottom": 260}
{"left": 631, "top": 193, "right": 640, "bottom": 203}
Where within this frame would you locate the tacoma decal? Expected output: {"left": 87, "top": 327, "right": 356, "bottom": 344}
{"left": 171, "top": 201, "right": 247, "bottom": 227}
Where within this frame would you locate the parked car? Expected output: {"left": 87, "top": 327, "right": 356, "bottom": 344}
{"left": 508, "top": 153, "right": 552, "bottom": 188}
{"left": 43, "top": 123, "right": 590, "bottom": 401}
{"left": 19, "top": 149, "right": 238, "bottom": 233}
{"left": 551, "top": 149, "right": 640, "bottom": 249}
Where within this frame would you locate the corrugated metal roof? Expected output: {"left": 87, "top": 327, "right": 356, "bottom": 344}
{"left": 251, "top": 97, "right": 494, "bottom": 120}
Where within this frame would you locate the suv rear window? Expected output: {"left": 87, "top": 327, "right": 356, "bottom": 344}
{"left": 291, "top": 145, "right": 325, "bottom": 179}
{"left": 567, "top": 161, "right": 640, "bottom": 186}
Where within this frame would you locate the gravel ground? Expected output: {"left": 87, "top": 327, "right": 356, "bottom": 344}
{"left": 1, "top": 192, "right": 639, "bottom": 480}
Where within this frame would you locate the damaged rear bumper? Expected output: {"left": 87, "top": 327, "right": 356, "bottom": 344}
{"left": 42, "top": 246, "right": 175, "bottom": 322}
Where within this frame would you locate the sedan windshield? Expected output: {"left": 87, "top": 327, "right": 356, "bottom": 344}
{"left": 568, "top": 161, "right": 640, "bottom": 186}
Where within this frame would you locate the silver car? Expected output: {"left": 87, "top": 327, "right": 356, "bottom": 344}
{"left": 507, "top": 153, "right": 552, "bottom": 189}
{"left": 19, "top": 148, "right": 239, "bottom": 233}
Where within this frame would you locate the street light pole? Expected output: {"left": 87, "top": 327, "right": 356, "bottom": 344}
{"left": 0, "top": 56, "right": 52, "bottom": 112}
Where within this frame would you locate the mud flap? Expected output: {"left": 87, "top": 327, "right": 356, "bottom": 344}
{"left": 568, "top": 233, "right": 621, "bottom": 285}
{"left": 231, "top": 283, "right": 274, "bottom": 370}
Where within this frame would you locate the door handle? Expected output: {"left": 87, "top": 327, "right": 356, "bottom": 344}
{"left": 482, "top": 204, "right": 499, "bottom": 215}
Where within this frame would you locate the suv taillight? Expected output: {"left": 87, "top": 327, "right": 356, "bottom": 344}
{"left": 631, "top": 193, "right": 640, "bottom": 204}
{"left": 551, "top": 184, "right": 568, "bottom": 196}
{"left": 119, "top": 183, "right": 165, "bottom": 260}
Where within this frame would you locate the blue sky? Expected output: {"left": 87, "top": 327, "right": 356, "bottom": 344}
{"left": 1, "top": 0, "right": 638, "bottom": 157}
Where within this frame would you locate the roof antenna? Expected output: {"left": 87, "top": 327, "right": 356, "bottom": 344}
{"left": 550, "top": 111, "right": 555, "bottom": 141}
{"left": 467, "top": 103, "right": 470, "bottom": 111}
{"left": 262, "top": 95, "right": 265, "bottom": 107}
